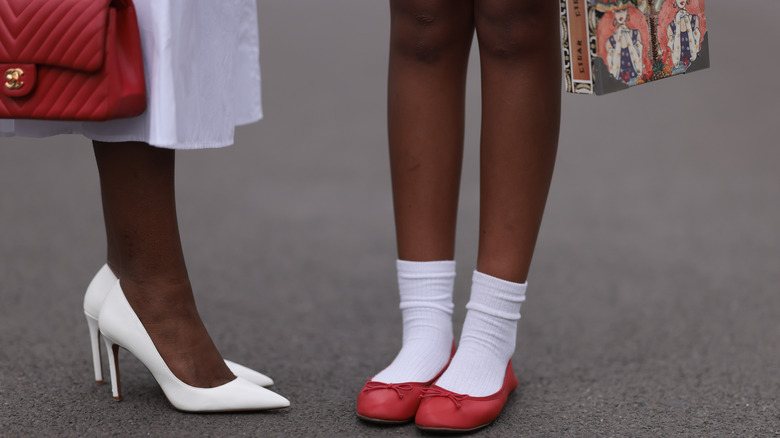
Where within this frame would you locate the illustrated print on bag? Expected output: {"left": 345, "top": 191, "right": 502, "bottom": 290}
{"left": 658, "top": 0, "right": 705, "bottom": 72}
{"left": 602, "top": 6, "right": 646, "bottom": 85}
{"left": 560, "top": 0, "right": 709, "bottom": 95}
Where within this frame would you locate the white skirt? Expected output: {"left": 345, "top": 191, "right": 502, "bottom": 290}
{"left": 0, "top": 0, "right": 261, "bottom": 150}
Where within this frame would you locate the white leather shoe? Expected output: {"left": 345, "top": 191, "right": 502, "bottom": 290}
{"left": 84, "top": 264, "right": 274, "bottom": 387}
{"left": 99, "top": 282, "right": 290, "bottom": 412}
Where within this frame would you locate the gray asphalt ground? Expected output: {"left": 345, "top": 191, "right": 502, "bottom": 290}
{"left": 1, "top": 1, "right": 779, "bottom": 437}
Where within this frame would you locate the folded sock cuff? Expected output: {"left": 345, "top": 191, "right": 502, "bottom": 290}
{"left": 397, "top": 259, "right": 456, "bottom": 314}
{"left": 471, "top": 270, "right": 527, "bottom": 296}
{"left": 397, "top": 259, "right": 456, "bottom": 278}
{"left": 466, "top": 270, "right": 527, "bottom": 321}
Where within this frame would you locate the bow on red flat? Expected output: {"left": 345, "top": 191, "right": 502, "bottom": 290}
{"left": 356, "top": 343, "right": 455, "bottom": 424}
{"left": 414, "top": 361, "right": 518, "bottom": 432}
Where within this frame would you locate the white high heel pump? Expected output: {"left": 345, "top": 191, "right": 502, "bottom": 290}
{"left": 99, "top": 282, "right": 290, "bottom": 412}
{"left": 84, "top": 264, "right": 274, "bottom": 387}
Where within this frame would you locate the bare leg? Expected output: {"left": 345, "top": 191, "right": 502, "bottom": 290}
{"left": 428, "top": 0, "right": 561, "bottom": 399}
{"left": 99, "top": 187, "right": 120, "bottom": 277}
{"left": 475, "top": 0, "right": 561, "bottom": 283}
{"left": 389, "top": 0, "right": 475, "bottom": 261}
{"left": 93, "top": 141, "right": 234, "bottom": 388}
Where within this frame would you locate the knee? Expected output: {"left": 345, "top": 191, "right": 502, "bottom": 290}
{"left": 390, "top": 0, "right": 473, "bottom": 64}
{"left": 475, "top": 0, "right": 559, "bottom": 60}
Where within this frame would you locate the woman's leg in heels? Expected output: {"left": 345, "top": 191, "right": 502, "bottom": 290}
{"left": 93, "top": 140, "right": 234, "bottom": 388}
{"left": 433, "top": 0, "right": 562, "bottom": 397}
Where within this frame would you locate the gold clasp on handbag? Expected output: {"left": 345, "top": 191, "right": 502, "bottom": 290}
{"left": 5, "top": 68, "right": 24, "bottom": 90}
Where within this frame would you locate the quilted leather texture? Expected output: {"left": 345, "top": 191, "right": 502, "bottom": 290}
{"left": 0, "top": 0, "right": 146, "bottom": 121}
{"left": 0, "top": 0, "right": 110, "bottom": 72}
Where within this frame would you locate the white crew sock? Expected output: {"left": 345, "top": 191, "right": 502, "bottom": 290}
{"left": 435, "top": 270, "right": 526, "bottom": 397}
{"left": 372, "top": 260, "right": 455, "bottom": 384}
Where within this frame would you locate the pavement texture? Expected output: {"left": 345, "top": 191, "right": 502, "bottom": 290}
{"left": 1, "top": 1, "right": 779, "bottom": 437}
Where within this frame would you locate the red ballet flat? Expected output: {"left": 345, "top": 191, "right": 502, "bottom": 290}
{"left": 356, "top": 343, "right": 455, "bottom": 424}
{"left": 414, "top": 361, "right": 518, "bottom": 432}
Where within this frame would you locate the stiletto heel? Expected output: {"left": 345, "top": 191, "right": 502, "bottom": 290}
{"left": 86, "top": 313, "right": 104, "bottom": 384}
{"left": 104, "top": 337, "right": 122, "bottom": 401}
{"left": 84, "top": 264, "right": 274, "bottom": 388}
{"left": 84, "top": 265, "right": 118, "bottom": 385}
{"left": 98, "top": 282, "right": 289, "bottom": 412}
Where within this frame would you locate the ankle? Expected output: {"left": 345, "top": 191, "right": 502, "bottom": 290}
{"left": 119, "top": 265, "right": 191, "bottom": 288}
{"left": 106, "top": 260, "right": 120, "bottom": 278}
{"left": 118, "top": 276, "right": 197, "bottom": 322}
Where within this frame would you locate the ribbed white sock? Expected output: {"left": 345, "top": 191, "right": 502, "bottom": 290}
{"left": 435, "top": 270, "right": 526, "bottom": 397}
{"left": 372, "top": 260, "right": 455, "bottom": 384}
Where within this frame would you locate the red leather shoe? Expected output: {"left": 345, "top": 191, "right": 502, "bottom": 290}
{"left": 356, "top": 343, "right": 455, "bottom": 424}
{"left": 414, "top": 361, "right": 518, "bottom": 432}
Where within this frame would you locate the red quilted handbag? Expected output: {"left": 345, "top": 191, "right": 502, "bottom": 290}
{"left": 0, "top": 0, "right": 146, "bottom": 121}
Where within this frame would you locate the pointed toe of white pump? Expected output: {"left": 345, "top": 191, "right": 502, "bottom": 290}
{"left": 179, "top": 377, "right": 289, "bottom": 412}
{"left": 225, "top": 360, "right": 275, "bottom": 387}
